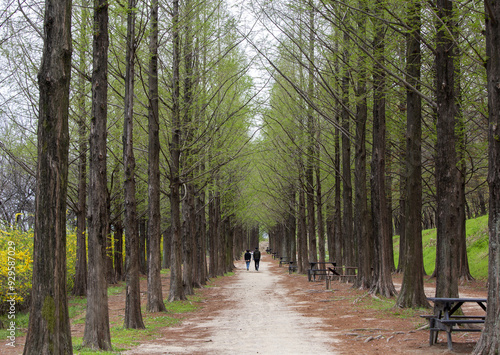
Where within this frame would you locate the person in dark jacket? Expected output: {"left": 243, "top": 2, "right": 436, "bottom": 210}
{"left": 253, "top": 247, "right": 261, "bottom": 271}
{"left": 244, "top": 250, "right": 251, "bottom": 271}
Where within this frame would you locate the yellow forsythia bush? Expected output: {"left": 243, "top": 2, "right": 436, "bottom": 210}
{"left": 0, "top": 224, "right": 77, "bottom": 314}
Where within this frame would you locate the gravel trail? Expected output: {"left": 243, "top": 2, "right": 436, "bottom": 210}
{"left": 125, "top": 258, "right": 338, "bottom": 355}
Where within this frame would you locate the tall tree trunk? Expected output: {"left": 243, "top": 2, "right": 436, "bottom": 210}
{"left": 298, "top": 185, "right": 308, "bottom": 273}
{"left": 73, "top": 0, "right": 89, "bottom": 296}
{"left": 114, "top": 217, "right": 124, "bottom": 281}
{"left": 182, "top": 0, "right": 195, "bottom": 294}
{"left": 396, "top": 0, "right": 429, "bottom": 308}
{"left": 208, "top": 190, "right": 218, "bottom": 278}
{"left": 396, "top": 144, "right": 406, "bottom": 274}
{"left": 168, "top": 0, "right": 187, "bottom": 302}
{"left": 195, "top": 189, "right": 207, "bottom": 286}
{"left": 341, "top": 28, "right": 354, "bottom": 274}
{"left": 146, "top": 0, "right": 166, "bottom": 312}
{"left": 287, "top": 188, "right": 296, "bottom": 263}
{"left": 83, "top": 0, "right": 112, "bottom": 345}
{"left": 334, "top": 110, "right": 343, "bottom": 269}
{"left": 353, "top": 0, "right": 371, "bottom": 290}
{"left": 162, "top": 225, "right": 172, "bottom": 270}
{"left": 473, "top": 1, "right": 500, "bottom": 351}
{"left": 23, "top": 0, "right": 73, "bottom": 351}
{"left": 123, "top": 0, "right": 145, "bottom": 328}
{"left": 434, "top": 0, "right": 459, "bottom": 300}
{"left": 370, "top": 1, "right": 396, "bottom": 297}
{"left": 306, "top": 5, "right": 317, "bottom": 264}
{"left": 455, "top": 54, "right": 473, "bottom": 282}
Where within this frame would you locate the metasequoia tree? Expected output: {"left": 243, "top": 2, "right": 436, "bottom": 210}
{"left": 83, "top": 0, "right": 113, "bottom": 347}
{"left": 23, "top": 0, "right": 73, "bottom": 351}
{"left": 395, "top": 0, "right": 429, "bottom": 309}
{"left": 168, "top": 0, "right": 187, "bottom": 302}
{"left": 434, "top": 0, "right": 460, "bottom": 300}
{"left": 340, "top": 24, "right": 355, "bottom": 276}
{"left": 123, "top": 0, "right": 145, "bottom": 328}
{"left": 473, "top": 1, "right": 500, "bottom": 352}
{"left": 305, "top": 4, "right": 317, "bottom": 264}
{"left": 353, "top": 0, "right": 371, "bottom": 290}
{"left": 72, "top": 0, "right": 89, "bottom": 297}
{"left": 370, "top": 0, "right": 396, "bottom": 297}
{"left": 146, "top": 0, "right": 166, "bottom": 312}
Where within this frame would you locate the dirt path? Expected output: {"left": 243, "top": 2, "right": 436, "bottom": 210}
{"left": 125, "top": 257, "right": 338, "bottom": 354}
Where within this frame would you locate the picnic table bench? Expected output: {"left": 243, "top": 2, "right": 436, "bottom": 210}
{"left": 421, "top": 297, "right": 487, "bottom": 351}
{"left": 279, "top": 256, "right": 289, "bottom": 267}
{"left": 325, "top": 266, "right": 357, "bottom": 288}
{"left": 287, "top": 261, "right": 297, "bottom": 274}
{"left": 307, "top": 261, "right": 337, "bottom": 282}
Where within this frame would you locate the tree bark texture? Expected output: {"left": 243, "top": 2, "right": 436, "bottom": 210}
{"left": 434, "top": 0, "right": 460, "bottom": 300}
{"left": 123, "top": 0, "right": 145, "bottom": 328}
{"left": 298, "top": 186, "right": 308, "bottom": 273}
{"left": 473, "top": 1, "right": 500, "bottom": 352}
{"left": 353, "top": 0, "right": 371, "bottom": 290}
{"left": 341, "top": 28, "right": 354, "bottom": 275}
{"left": 73, "top": 6, "right": 88, "bottom": 296}
{"left": 370, "top": 1, "right": 396, "bottom": 297}
{"left": 147, "top": 0, "right": 166, "bottom": 313}
{"left": 23, "top": 0, "right": 73, "bottom": 351}
{"left": 83, "top": 0, "right": 112, "bottom": 346}
{"left": 396, "top": 0, "right": 429, "bottom": 308}
{"left": 306, "top": 5, "right": 317, "bottom": 264}
{"left": 168, "top": 0, "right": 186, "bottom": 302}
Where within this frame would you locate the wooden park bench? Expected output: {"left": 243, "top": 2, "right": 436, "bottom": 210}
{"left": 421, "top": 297, "right": 487, "bottom": 351}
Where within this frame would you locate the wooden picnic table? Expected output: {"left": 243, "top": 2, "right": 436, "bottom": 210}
{"left": 307, "top": 261, "right": 337, "bottom": 281}
{"left": 424, "top": 297, "right": 487, "bottom": 351}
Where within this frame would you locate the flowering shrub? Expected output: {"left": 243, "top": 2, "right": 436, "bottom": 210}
{"left": 0, "top": 227, "right": 33, "bottom": 313}
{"left": 0, "top": 224, "right": 77, "bottom": 314}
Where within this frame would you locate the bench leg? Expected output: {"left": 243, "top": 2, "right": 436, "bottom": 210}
{"left": 446, "top": 326, "right": 453, "bottom": 351}
{"left": 429, "top": 318, "right": 437, "bottom": 346}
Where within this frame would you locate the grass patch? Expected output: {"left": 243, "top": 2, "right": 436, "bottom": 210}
{"left": 107, "top": 283, "right": 126, "bottom": 296}
{"left": 72, "top": 337, "right": 126, "bottom": 354}
{"left": 69, "top": 290, "right": 203, "bottom": 353}
{"left": 393, "top": 214, "right": 489, "bottom": 280}
{"left": 164, "top": 297, "right": 199, "bottom": 313}
{"left": 68, "top": 296, "right": 87, "bottom": 320}
{"left": 0, "top": 311, "right": 29, "bottom": 338}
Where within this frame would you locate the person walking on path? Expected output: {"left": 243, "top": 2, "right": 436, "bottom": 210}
{"left": 253, "top": 247, "right": 261, "bottom": 271}
{"left": 244, "top": 250, "right": 252, "bottom": 271}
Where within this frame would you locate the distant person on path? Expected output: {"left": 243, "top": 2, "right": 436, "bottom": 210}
{"left": 244, "top": 250, "right": 251, "bottom": 271}
{"left": 253, "top": 247, "right": 261, "bottom": 271}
